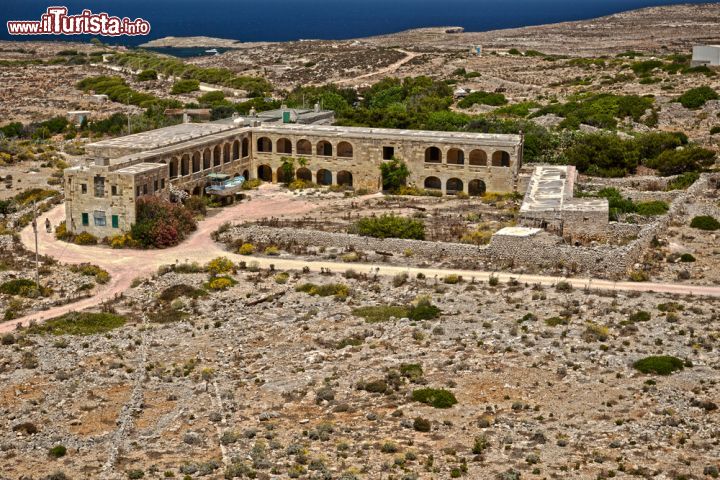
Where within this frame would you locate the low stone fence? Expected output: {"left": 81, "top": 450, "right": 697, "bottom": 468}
{"left": 219, "top": 174, "right": 716, "bottom": 279}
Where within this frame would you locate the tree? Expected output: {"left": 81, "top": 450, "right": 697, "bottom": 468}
{"left": 380, "top": 157, "right": 409, "bottom": 191}
{"left": 280, "top": 157, "right": 295, "bottom": 184}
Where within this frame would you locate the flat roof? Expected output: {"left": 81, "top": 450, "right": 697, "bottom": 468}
{"left": 86, "top": 123, "right": 237, "bottom": 152}
{"left": 494, "top": 226, "right": 542, "bottom": 237}
{"left": 563, "top": 197, "right": 610, "bottom": 212}
{"left": 520, "top": 165, "right": 574, "bottom": 213}
{"left": 252, "top": 123, "right": 522, "bottom": 145}
{"left": 115, "top": 162, "right": 166, "bottom": 175}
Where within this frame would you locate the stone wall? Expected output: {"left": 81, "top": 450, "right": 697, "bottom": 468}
{"left": 219, "top": 174, "right": 716, "bottom": 279}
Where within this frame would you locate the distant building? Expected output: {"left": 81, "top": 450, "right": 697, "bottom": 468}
{"left": 66, "top": 110, "right": 91, "bottom": 126}
{"left": 691, "top": 45, "right": 720, "bottom": 67}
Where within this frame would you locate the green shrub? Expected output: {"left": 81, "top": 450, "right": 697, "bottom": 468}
{"left": 27, "top": 312, "right": 127, "bottom": 335}
{"left": 131, "top": 196, "right": 197, "bottom": 248}
{"left": 352, "top": 305, "right": 410, "bottom": 323}
{"left": 633, "top": 355, "right": 685, "bottom": 375}
{"left": 627, "top": 311, "right": 651, "bottom": 323}
{"left": 399, "top": 363, "right": 424, "bottom": 381}
{"left": 354, "top": 214, "right": 425, "bottom": 240}
{"left": 0, "top": 278, "right": 38, "bottom": 296}
{"left": 206, "top": 276, "right": 236, "bottom": 291}
{"left": 690, "top": 215, "right": 720, "bottom": 231}
{"left": 69, "top": 263, "right": 110, "bottom": 284}
{"left": 458, "top": 91, "right": 508, "bottom": 108}
{"left": 49, "top": 445, "right": 66, "bottom": 458}
{"left": 171, "top": 79, "right": 200, "bottom": 94}
{"left": 412, "top": 388, "right": 458, "bottom": 408}
{"left": 679, "top": 253, "right": 696, "bottom": 262}
{"left": 136, "top": 69, "right": 157, "bottom": 81}
{"left": 380, "top": 157, "right": 409, "bottom": 192}
{"left": 677, "top": 86, "right": 718, "bottom": 109}
{"left": 73, "top": 232, "right": 98, "bottom": 245}
{"left": 238, "top": 243, "right": 255, "bottom": 255}
{"left": 408, "top": 298, "right": 441, "bottom": 321}
{"left": 206, "top": 256, "right": 235, "bottom": 276}
{"left": 544, "top": 316, "right": 568, "bottom": 327}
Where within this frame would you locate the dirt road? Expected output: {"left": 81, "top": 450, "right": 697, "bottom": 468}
{"left": 4, "top": 186, "right": 720, "bottom": 333}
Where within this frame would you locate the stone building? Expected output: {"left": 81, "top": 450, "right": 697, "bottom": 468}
{"left": 519, "top": 165, "right": 609, "bottom": 243}
{"left": 64, "top": 113, "right": 523, "bottom": 238}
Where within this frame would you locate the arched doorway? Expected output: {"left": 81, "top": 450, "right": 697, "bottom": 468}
{"left": 446, "top": 178, "right": 463, "bottom": 195}
{"left": 181, "top": 154, "right": 190, "bottom": 176}
{"left": 242, "top": 169, "right": 249, "bottom": 180}
{"left": 297, "top": 139, "right": 312, "bottom": 155}
{"left": 192, "top": 152, "right": 201, "bottom": 173}
{"left": 169, "top": 157, "right": 179, "bottom": 179}
{"left": 469, "top": 149, "right": 487, "bottom": 166}
{"left": 257, "top": 164, "right": 272, "bottom": 182}
{"left": 447, "top": 148, "right": 465, "bottom": 165}
{"left": 337, "top": 142, "right": 353, "bottom": 158}
{"left": 276, "top": 165, "right": 293, "bottom": 183}
{"left": 316, "top": 140, "right": 333, "bottom": 157}
{"left": 277, "top": 138, "right": 292, "bottom": 154}
{"left": 213, "top": 145, "right": 221, "bottom": 167}
{"left": 337, "top": 170, "right": 353, "bottom": 186}
{"left": 469, "top": 179, "right": 486, "bottom": 196}
{"left": 257, "top": 137, "right": 272, "bottom": 153}
{"left": 297, "top": 167, "right": 312, "bottom": 182}
{"left": 425, "top": 147, "right": 441, "bottom": 163}
{"left": 242, "top": 138, "right": 249, "bottom": 158}
{"left": 492, "top": 151, "right": 511, "bottom": 167}
{"left": 424, "top": 176, "right": 441, "bottom": 190}
{"left": 203, "top": 148, "right": 211, "bottom": 170}
{"left": 317, "top": 169, "right": 332, "bottom": 185}
{"left": 224, "top": 143, "right": 231, "bottom": 163}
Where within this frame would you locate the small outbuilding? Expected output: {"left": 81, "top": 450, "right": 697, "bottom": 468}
{"left": 691, "top": 45, "right": 720, "bottom": 67}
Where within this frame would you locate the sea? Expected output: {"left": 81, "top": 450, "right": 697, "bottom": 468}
{"left": 2, "top": 0, "right": 718, "bottom": 57}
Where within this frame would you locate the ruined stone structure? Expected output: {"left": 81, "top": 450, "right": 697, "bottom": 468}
{"left": 64, "top": 118, "right": 523, "bottom": 238}
{"left": 519, "top": 165, "right": 609, "bottom": 243}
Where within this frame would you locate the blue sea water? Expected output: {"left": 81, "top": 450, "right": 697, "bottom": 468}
{"left": 2, "top": 0, "right": 718, "bottom": 47}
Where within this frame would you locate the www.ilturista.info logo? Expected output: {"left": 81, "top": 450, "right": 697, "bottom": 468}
{"left": 7, "top": 6, "right": 151, "bottom": 36}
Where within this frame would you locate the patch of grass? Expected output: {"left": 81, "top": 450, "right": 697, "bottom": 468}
{"left": 666, "top": 172, "right": 699, "bottom": 190}
{"left": 412, "top": 388, "right": 458, "bottom": 409}
{"left": 205, "top": 276, "right": 237, "bottom": 291}
{"left": 544, "top": 316, "right": 568, "bottom": 327}
{"left": 399, "top": 363, "right": 424, "bottom": 381}
{"left": 352, "top": 298, "right": 440, "bottom": 323}
{"left": 27, "top": 312, "right": 127, "bottom": 336}
{"left": 679, "top": 253, "right": 696, "bottom": 262}
{"left": 296, "top": 282, "right": 349, "bottom": 299}
{"left": 353, "top": 214, "right": 425, "bottom": 240}
{"left": 0, "top": 278, "right": 38, "bottom": 296}
{"left": 158, "top": 284, "right": 207, "bottom": 303}
{"left": 633, "top": 355, "right": 685, "bottom": 375}
{"left": 635, "top": 201, "right": 669, "bottom": 216}
{"left": 628, "top": 311, "right": 651, "bottom": 323}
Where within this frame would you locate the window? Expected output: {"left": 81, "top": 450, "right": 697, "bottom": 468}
{"left": 383, "top": 146, "right": 395, "bottom": 160}
{"left": 93, "top": 210, "right": 106, "bottom": 227}
{"left": 160, "top": 179, "right": 165, "bottom": 189}
{"left": 136, "top": 186, "right": 141, "bottom": 197}
{"left": 111, "top": 215, "right": 119, "bottom": 228}
{"left": 111, "top": 185, "right": 118, "bottom": 196}
{"left": 81, "top": 212, "right": 89, "bottom": 226}
{"left": 154, "top": 179, "right": 158, "bottom": 192}
{"left": 143, "top": 184, "right": 148, "bottom": 195}
{"left": 80, "top": 183, "right": 87, "bottom": 194}
{"left": 94, "top": 176, "right": 105, "bottom": 197}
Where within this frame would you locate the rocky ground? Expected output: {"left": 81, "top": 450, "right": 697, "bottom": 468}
{"left": 0, "top": 265, "right": 718, "bottom": 479}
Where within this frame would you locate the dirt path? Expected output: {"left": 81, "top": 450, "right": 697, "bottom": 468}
{"left": 335, "top": 49, "right": 419, "bottom": 84}
{"left": 4, "top": 185, "right": 720, "bottom": 333}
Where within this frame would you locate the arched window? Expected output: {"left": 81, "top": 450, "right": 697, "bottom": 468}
{"left": 425, "top": 147, "right": 441, "bottom": 163}
{"left": 446, "top": 178, "right": 464, "bottom": 194}
{"left": 277, "top": 138, "right": 292, "bottom": 154}
{"left": 317, "top": 140, "right": 333, "bottom": 157}
{"left": 447, "top": 148, "right": 465, "bottom": 165}
{"left": 492, "top": 151, "right": 511, "bottom": 167}
{"left": 468, "top": 179, "right": 486, "bottom": 196}
{"left": 297, "top": 139, "right": 312, "bottom": 155}
{"left": 337, "top": 171, "right": 353, "bottom": 186}
{"left": 257, "top": 137, "right": 272, "bottom": 153}
{"left": 424, "top": 176, "right": 441, "bottom": 190}
{"left": 337, "top": 142, "right": 353, "bottom": 158}
{"left": 317, "top": 169, "right": 332, "bottom": 185}
{"left": 469, "top": 149, "right": 487, "bottom": 166}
